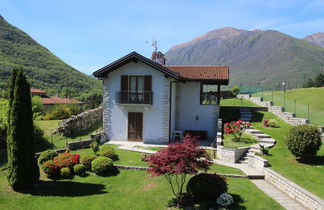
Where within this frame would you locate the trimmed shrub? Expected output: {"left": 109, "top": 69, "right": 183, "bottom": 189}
{"left": 53, "top": 153, "right": 80, "bottom": 169}
{"left": 60, "top": 167, "right": 72, "bottom": 179}
{"left": 81, "top": 155, "right": 97, "bottom": 171}
{"left": 268, "top": 119, "right": 280, "bottom": 128}
{"left": 90, "top": 141, "right": 100, "bottom": 154}
{"left": 43, "top": 104, "right": 81, "bottom": 120}
{"left": 74, "top": 164, "right": 86, "bottom": 176}
{"left": 42, "top": 160, "right": 61, "bottom": 179}
{"left": 263, "top": 119, "right": 269, "bottom": 127}
{"left": 38, "top": 150, "right": 58, "bottom": 165}
{"left": 287, "top": 125, "right": 322, "bottom": 160}
{"left": 91, "top": 156, "right": 114, "bottom": 176}
{"left": 98, "top": 145, "right": 118, "bottom": 161}
{"left": 187, "top": 173, "right": 227, "bottom": 203}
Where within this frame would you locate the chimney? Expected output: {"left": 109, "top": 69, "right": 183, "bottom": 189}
{"left": 151, "top": 51, "right": 166, "bottom": 65}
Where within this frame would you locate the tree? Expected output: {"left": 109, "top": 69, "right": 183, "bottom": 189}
{"left": 7, "top": 67, "right": 40, "bottom": 190}
{"left": 231, "top": 85, "right": 240, "bottom": 96}
{"left": 143, "top": 134, "right": 211, "bottom": 207}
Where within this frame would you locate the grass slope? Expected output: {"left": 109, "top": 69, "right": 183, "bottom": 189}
{"left": 220, "top": 98, "right": 259, "bottom": 107}
{"left": 253, "top": 87, "right": 324, "bottom": 126}
{"left": 251, "top": 111, "right": 324, "bottom": 198}
{"left": 0, "top": 15, "right": 100, "bottom": 95}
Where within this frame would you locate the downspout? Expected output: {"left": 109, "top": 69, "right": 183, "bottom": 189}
{"left": 168, "top": 80, "right": 180, "bottom": 144}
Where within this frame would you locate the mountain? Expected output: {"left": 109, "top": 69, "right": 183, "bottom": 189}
{"left": 0, "top": 15, "right": 100, "bottom": 96}
{"left": 165, "top": 27, "right": 324, "bottom": 89}
{"left": 303, "top": 33, "right": 324, "bottom": 48}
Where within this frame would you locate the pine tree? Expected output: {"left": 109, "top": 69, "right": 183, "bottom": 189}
{"left": 7, "top": 67, "right": 39, "bottom": 190}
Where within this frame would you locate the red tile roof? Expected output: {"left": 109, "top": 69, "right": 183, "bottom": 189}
{"left": 30, "top": 88, "right": 47, "bottom": 95}
{"left": 166, "top": 66, "right": 229, "bottom": 81}
{"left": 41, "top": 96, "right": 83, "bottom": 105}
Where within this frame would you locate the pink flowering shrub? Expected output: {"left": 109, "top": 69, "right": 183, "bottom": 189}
{"left": 224, "top": 120, "right": 251, "bottom": 141}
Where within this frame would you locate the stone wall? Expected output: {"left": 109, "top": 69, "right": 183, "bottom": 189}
{"left": 264, "top": 168, "right": 324, "bottom": 210}
{"left": 55, "top": 106, "right": 102, "bottom": 137}
{"left": 238, "top": 94, "right": 309, "bottom": 126}
{"left": 216, "top": 146, "right": 249, "bottom": 163}
{"left": 247, "top": 154, "right": 269, "bottom": 171}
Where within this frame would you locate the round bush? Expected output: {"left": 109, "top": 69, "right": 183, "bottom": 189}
{"left": 91, "top": 156, "right": 114, "bottom": 176}
{"left": 39, "top": 150, "right": 58, "bottom": 165}
{"left": 187, "top": 173, "right": 228, "bottom": 203}
{"left": 98, "top": 145, "right": 118, "bottom": 161}
{"left": 90, "top": 141, "right": 100, "bottom": 154}
{"left": 287, "top": 125, "right": 322, "bottom": 160}
{"left": 80, "top": 155, "right": 97, "bottom": 171}
{"left": 42, "top": 160, "right": 61, "bottom": 179}
{"left": 268, "top": 119, "right": 280, "bottom": 128}
{"left": 60, "top": 167, "right": 72, "bottom": 179}
{"left": 74, "top": 164, "right": 86, "bottom": 176}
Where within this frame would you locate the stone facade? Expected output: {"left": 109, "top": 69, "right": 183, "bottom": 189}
{"left": 55, "top": 106, "right": 103, "bottom": 137}
{"left": 238, "top": 94, "right": 309, "bottom": 126}
{"left": 216, "top": 146, "right": 249, "bottom": 163}
{"left": 264, "top": 168, "right": 324, "bottom": 210}
{"left": 161, "top": 79, "right": 170, "bottom": 141}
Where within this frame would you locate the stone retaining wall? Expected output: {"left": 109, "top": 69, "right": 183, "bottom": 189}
{"left": 264, "top": 168, "right": 324, "bottom": 210}
{"left": 247, "top": 155, "right": 269, "bottom": 171}
{"left": 55, "top": 106, "right": 102, "bottom": 137}
{"left": 238, "top": 94, "right": 309, "bottom": 126}
{"left": 216, "top": 146, "right": 249, "bottom": 163}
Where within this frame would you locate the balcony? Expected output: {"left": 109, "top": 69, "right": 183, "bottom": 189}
{"left": 116, "top": 91, "right": 153, "bottom": 105}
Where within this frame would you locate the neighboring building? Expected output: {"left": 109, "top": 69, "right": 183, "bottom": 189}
{"left": 30, "top": 88, "right": 83, "bottom": 110}
{"left": 93, "top": 51, "right": 229, "bottom": 144}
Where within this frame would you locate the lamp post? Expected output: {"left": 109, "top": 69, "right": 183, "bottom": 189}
{"left": 282, "top": 81, "right": 286, "bottom": 108}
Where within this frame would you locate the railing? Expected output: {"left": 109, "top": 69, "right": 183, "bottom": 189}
{"left": 200, "top": 93, "right": 218, "bottom": 105}
{"left": 116, "top": 91, "right": 153, "bottom": 105}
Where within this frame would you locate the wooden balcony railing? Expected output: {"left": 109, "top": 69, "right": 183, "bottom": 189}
{"left": 116, "top": 91, "right": 153, "bottom": 105}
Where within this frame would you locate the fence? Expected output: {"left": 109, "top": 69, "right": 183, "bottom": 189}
{"left": 250, "top": 91, "right": 324, "bottom": 126}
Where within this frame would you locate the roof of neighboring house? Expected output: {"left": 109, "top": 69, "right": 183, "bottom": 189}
{"left": 166, "top": 66, "right": 229, "bottom": 84}
{"left": 30, "top": 88, "right": 47, "bottom": 95}
{"left": 93, "top": 51, "right": 229, "bottom": 84}
{"left": 41, "top": 96, "right": 83, "bottom": 105}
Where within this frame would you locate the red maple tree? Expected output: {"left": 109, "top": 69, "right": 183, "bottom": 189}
{"left": 143, "top": 134, "right": 211, "bottom": 204}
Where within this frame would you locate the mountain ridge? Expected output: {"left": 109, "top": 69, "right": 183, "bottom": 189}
{"left": 165, "top": 27, "right": 324, "bottom": 89}
{"left": 303, "top": 32, "right": 324, "bottom": 48}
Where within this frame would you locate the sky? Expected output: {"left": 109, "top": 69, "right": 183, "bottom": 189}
{"left": 1, "top": 0, "right": 324, "bottom": 75}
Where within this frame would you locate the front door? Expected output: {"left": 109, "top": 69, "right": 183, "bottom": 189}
{"left": 128, "top": 112, "right": 143, "bottom": 141}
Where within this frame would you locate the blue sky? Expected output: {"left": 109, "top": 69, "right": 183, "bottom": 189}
{"left": 1, "top": 0, "right": 324, "bottom": 75}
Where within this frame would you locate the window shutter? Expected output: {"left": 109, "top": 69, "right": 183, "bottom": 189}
{"left": 144, "top": 75, "right": 152, "bottom": 91}
{"left": 121, "top": 75, "right": 129, "bottom": 91}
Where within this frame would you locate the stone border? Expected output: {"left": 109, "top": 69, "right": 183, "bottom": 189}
{"left": 216, "top": 146, "right": 250, "bottom": 163}
{"left": 264, "top": 168, "right": 324, "bottom": 210}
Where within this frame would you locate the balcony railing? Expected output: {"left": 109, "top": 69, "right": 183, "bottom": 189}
{"left": 116, "top": 91, "right": 153, "bottom": 105}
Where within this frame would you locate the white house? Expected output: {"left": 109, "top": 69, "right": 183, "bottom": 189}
{"left": 93, "top": 51, "right": 229, "bottom": 144}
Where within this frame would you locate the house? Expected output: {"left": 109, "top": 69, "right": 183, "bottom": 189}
{"left": 93, "top": 51, "right": 229, "bottom": 144}
{"left": 30, "top": 88, "right": 83, "bottom": 110}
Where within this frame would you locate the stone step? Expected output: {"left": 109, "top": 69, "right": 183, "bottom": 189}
{"left": 259, "top": 138, "right": 276, "bottom": 143}
{"left": 239, "top": 118, "right": 251, "bottom": 121}
{"left": 253, "top": 133, "right": 271, "bottom": 138}
{"left": 245, "top": 129, "right": 262, "bottom": 134}
{"left": 240, "top": 111, "right": 252, "bottom": 115}
{"left": 259, "top": 142, "right": 275, "bottom": 148}
{"left": 240, "top": 114, "right": 252, "bottom": 118}
{"left": 238, "top": 159, "right": 248, "bottom": 164}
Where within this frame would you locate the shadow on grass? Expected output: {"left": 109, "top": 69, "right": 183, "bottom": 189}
{"left": 297, "top": 156, "right": 324, "bottom": 166}
{"left": 68, "top": 122, "right": 102, "bottom": 139}
{"left": 250, "top": 111, "right": 264, "bottom": 123}
{"left": 21, "top": 180, "right": 107, "bottom": 197}
{"left": 231, "top": 194, "right": 246, "bottom": 210}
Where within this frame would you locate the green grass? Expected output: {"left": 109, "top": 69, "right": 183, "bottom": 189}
{"left": 133, "top": 146, "right": 164, "bottom": 151}
{"left": 252, "top": 87, "right": 324, "bottom": 126}
{"left": 0, "top": 169, "right": 283, "bottom": 210}
{"left": 223, "top": 133, "right": 258, "bottom": 149}
{"left": 220, "top": 98, "right": 259, "bottom": 107}
{"left": 35, "top": 120, "right": 102, "bottom": 150}
{"left": 251, "top": 111, "right": 324, "bottom": 198}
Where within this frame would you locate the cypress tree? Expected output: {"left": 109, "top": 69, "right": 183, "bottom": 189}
{"left": 7, "top": 67, "right": 39, "bottom": 190}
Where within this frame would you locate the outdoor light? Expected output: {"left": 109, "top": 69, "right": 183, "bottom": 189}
{"left": 282, "top": 81, "right": 286, "bottom": 93}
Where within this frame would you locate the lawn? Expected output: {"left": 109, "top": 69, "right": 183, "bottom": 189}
{"left": 0, "top": 145, "right": 283, "bottom": 210}
{"left": 220, "top": 98, "right": 259, "bottom": 107}
{"left": 252, "top": 87, "right": 324, "bottom": 126}
{"left": 35, "top": 120, "right": 102, "bottom": 150}
{"left": 223, "top": 133, "right": 258, "bottom": 149}
{"left": 251, "top": 111, "right": 324, "bottom": 198}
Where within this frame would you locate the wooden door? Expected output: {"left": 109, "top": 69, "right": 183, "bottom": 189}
{"left": 128, "top": 112, "right": 143, "bottom": 141}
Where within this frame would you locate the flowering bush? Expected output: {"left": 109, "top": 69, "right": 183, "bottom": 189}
{"left": 53, "top": 153, "right": 80, "bottom": 169}
{"left": 42, "top": 153, "right": 80, "bottom": 179}
{"left": 224, "top": 120, "right": 251, "bottom": 141}
{"left": 263, "top": 119, "right": 269, "bottom": 127}
{"left": 217, "top": 193, "right": 234, "bottom": 207}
